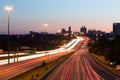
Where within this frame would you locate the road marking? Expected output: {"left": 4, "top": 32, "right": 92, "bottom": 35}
{"left": 61, "top": 75, "right": 64, "bottom": 80}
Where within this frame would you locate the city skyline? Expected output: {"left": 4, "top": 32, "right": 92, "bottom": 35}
{"left": 0, "top": 0, "right": 120, "bottom": 34}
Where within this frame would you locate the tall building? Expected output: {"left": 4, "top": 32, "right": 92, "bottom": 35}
{"left": 88, "top": 29, "right": 105, "bottom": 40}
{"left": 113, "top": 23, "right": 120, "bottom": 36}
{"left": 80, "top": 26, "right": 87, "bottom": 35}
{"left": 61, "top": 26, "right": 72, "bottom": 36}
{"left": 61, "top": 28, "right": 66, "bottom": 34}
{"left": 68, "top": 26, "right": 72, "bottom": 34}
{"left": 88, "top": 29, "right": 96, "bottom": 35}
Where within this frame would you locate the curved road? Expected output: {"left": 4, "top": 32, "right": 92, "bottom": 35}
{"left": 0, "top": 37, "right": 83, "bottom": 80}
{"left": 45, "top": 37, "right": 120, "bottom": 80}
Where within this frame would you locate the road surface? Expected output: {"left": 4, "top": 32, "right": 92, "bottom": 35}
{"left": 45, "top": 37, "right": 120, "bottom": 80}
{"left": 0, "top": 37, "right": 83, "bottom": 80}
{"left": 0, "top": 37, "right": 81, "bottom": 66}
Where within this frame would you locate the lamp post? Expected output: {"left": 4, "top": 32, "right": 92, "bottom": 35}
{"left": 43, "top": 23, "right": 48, "bottom": 33}
{"left": 4, "top": 6, "right": 13, "bottom": 64}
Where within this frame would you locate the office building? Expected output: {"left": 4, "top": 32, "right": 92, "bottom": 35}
{"left": 68, "top": 26, "right": 72, "bottom": 34}
{"left": 80, "top": 26, "right": 87, "bottom": 35}
{"left": 61, "top": 26, "right": 72, "bottom": 36}
{"left": 113, "top": 23, "right": 120, "bottom": 36}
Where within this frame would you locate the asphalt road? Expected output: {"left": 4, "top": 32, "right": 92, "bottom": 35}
{"left": 0, "top": 37, "right": 82, "bottom": 80}
{"left": 0, "top": 38, "right": 79, "bottom": 66}
{"left": 45, "top": 37, "right": 120, "bottom": 80}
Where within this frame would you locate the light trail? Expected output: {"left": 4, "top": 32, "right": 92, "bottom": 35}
{"left": 0, "top": 37, "right": 83, "bottom": 66}
{"left": 0, "top": 53, "right": 27, "bottom": 57}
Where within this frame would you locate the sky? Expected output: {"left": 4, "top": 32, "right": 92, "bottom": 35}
{"left": 0, "top": 0, "right": 120, "bottom": 34}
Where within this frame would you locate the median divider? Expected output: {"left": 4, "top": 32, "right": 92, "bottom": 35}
{"left": 40, "top": 52, "right": 74, "bottom": 80}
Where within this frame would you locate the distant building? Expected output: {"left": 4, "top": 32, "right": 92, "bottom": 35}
{"left": 61, "top": 26, "right": 72, "bottom": 36}
{"left": 80, "top": 26, "right": 87, "bottom": 35}
{"left": 105, "top": 32, "right": 114, "bottom": 40}
{"left": 113, "top": 23, "right": 120, "bottom": 36}
{"left": 88, "top": 29, "right": 96, "bottom": 35}
{"left": 29, "top": 31, "right": 48, "bottom": 36}
{"left": 68, "top": 26, "right": 72, "bottom": 34}
{"left": 73, "top": 32, "right": 80, "bottom": 36}
{"left": 61, "top": 28, "right": 66, "bottom": 34}
{"left": 88, "top": 29, "right": 105, "bottom": 40}
{"left": 29, "top": 31, "right": 40, "bottom": 35}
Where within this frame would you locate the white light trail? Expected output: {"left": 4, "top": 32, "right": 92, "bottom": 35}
{"left": 0, "top": 53, "right": 27, "bottom": 57}
{"left": 0, "top": 37, "right": 83, "bottom": 66}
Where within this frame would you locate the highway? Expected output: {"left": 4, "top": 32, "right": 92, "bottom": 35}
{"left": 0, "top": 37, "right": 82, "bottom": 66}
{"left": 0, "top": 37, "right": 83, "bottom": 80}
{"left": 45, "top": 37, "right": 120, "bottom": 80}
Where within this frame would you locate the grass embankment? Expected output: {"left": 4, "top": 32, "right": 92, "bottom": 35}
{"left": 10, "top": 51, "right": 74, "bottom": 80}
{"left": 89, "top": 53, "right": 120, "bottom": 75}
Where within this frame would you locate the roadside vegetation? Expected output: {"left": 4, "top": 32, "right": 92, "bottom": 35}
{"left": 88, "top": 36, "right": 120, "bottom": 65}
{"left": 0, "top": 34, "right": 75, "bottom": 51}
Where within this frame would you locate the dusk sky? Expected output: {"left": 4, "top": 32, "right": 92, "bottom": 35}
{"left": 0, "top": 0, "right": 120, "bottom": 34}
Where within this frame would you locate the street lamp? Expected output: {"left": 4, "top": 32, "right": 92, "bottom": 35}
{"left": 4, "top": 6, "right": 13, "bottom": 64}
{"left": 43, "top": 23, "right": 48, "bottom": 33}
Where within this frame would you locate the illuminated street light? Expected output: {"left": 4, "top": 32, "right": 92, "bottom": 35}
{"left": 4, "top": 6, "right": 13, "bottom": 64}
{"left": 43, "top": 23, "right": 48, "bottom": 32}
{"left": 43, "top": 23, "right": 48, "bottom": 27}
{"left": 5, "top": 6, "right": 13, "bottom": 11}
{"left": 57, "top": 29, "right": 61, "bottom": 33}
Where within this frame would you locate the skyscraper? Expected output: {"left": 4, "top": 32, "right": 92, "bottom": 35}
{"left": 61, "top": 28, "right": 66, "bottom": 34}
{"left": 68, "top": 26, "right": 72, "bottom": 34}
{"left": 113, "top": 23, "right": 120, "bottom": 36}
{"left": 61, "top": 26, "right": 72, "bottom": 36}
{"left": 80, "top": 26, "right": 87, "bottom": 35}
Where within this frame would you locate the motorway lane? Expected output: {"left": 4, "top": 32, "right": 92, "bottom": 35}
{"left": 0, "top": 37, "right": 81, "bottom": 66}
{"left": 45, "top": 37, "right": 120, "bottom": 80}
{"left": 45, "top": 49, "right": 100, "bottom": 80}
{"left": 0, "top": 37, "right": 83, "bottom": 80}
{"left": 86, "top": 53, "right": 120, "bottom": 80}
{"left": 0, "top": 50, "right": 72, "bottom": 80}
{"left": 0, "top": 56, "right": 45, "bottom": 79}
